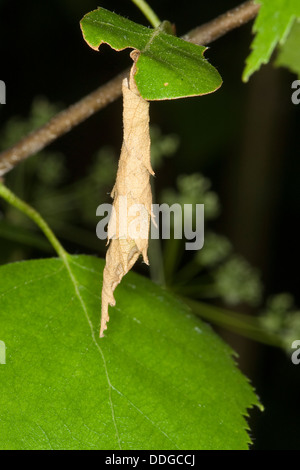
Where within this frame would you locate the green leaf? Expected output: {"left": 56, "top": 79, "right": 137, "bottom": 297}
{"left": 80, "top": 8, "right": 222, "bottom": 100}
{"left": 0, "top": 255, "right": 261, "bottom": 450}
{"left": 275, "top": 20, "right": 300, "bottom": 77}
{"left": 243, "top": 0, "right": 300, "bottom": 82}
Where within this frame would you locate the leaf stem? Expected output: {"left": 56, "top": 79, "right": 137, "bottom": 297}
{"left": 173, "top": 260, "right": 204, "bottom": 285}
{"left": 130, "top": 0, "right": 161, "bottom": 28}
{"left": 163, "top": 237, "right": 183, "bottom": 284}
{"left": 0, "top": 182, "right": 68, "bottom": 260}
{"left": 183, "top": 297, "right": 283, "bottom": 348}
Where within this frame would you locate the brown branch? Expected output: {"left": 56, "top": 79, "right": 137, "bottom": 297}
{"left": 182, "top": 1, "right": 260, "bottom": 45}
{"left": 0, "top": 69, "right": 130, "bottom": 176}
{"left": 0, "top": 1, "right": 260, "bottom": 176}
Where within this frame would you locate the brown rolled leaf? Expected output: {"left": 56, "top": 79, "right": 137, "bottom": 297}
{"left": 100, "top": 70, "right": 154, "bottom": 337}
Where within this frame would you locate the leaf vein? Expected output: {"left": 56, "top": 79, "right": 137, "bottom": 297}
{"left": 63, "top": 256, "right": 122, "bottom": 450}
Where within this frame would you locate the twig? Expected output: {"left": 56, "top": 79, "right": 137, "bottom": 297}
{"left": 0, "top": 1, "right": 260, "bottom": 176}
{"left": 182, "top": 0, "right": 260, "bottom": 45}
{"left": 0, "top": 182, "right": 68, "bottom": 260}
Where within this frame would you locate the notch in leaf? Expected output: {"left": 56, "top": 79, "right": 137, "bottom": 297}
{"left": 80, "top": 7, "right": 222, "bottom": 100}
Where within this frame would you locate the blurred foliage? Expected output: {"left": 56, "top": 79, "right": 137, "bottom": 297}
{"left": 260, "top": 293, "right": 300, "bottom": 352}
{"left": 157, "top": 163, "right": 299, "bottom": 354}
{"left": 0, "top": 97, "right": 117, "bottom": 256}
{"left": 243, "top": 0, "right": 300, "bottom": 81}
{"left": 196, "top": 232, "right": 232, "bottom": 267}
{"left": 275, "top": 20, "right": 300, "bottom": 78}
{"left": 150, "top": 125, "right": 180, "bottom": 168}
{"left": 214, "top": 256, "right": 262, "bottom": 307}
{"left": 162, "top": 173, "right": 220, "bottom": 220}
{"left": 0, "top": 98, "right": 60, "bottom": 148}
{"left": 0, "top": 96, "right": 299, "bottom": 356}
{"left": 161, "top": 172, "right": 262, "bottom": 305}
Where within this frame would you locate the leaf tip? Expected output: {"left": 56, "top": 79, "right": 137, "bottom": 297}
{"left": 242, "top": 72, "right": 250, "bottom": 83}
{"left": 100, "top": 308, "right": 110, "bottom": 338}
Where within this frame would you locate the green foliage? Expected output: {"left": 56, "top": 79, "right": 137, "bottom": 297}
{"left": 80, "top": 8, "right": 222, "bottom": 100}
{"left": 160, "top": 173, "right": 264, "bottom": 313}
{"left": 0, "top": 98, "right": 118, "bottom": 257}
{"left": 162, "top": 173, "right": 220, "bottom": 221}
{"left": 260, "top": 294, "right": 300, "bottom": 352}
{"left": 0, "top": 97, "right": 59, "bottom": 149}
{"left": 214, "top": 256, "right": 262, "bottom": 307}
{"left": 0, "top": 256, "right": 260, "bottom": 450}
{"left": 150, "top": 126, "right": 180, "bottom": 168}
{"left": 0, "top": 98, "right": 182, "bottom": 260}
{"left": 196, "top": 232, "right": 232, "bottom": 268}
{"left": 275, "top": 20, "right": 300, "bottom": 77}
{"left": 243, "top": 0, "right": 300, "bottom": 81}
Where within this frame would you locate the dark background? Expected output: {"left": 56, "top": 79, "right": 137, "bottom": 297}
{"left": 0, "top": 0, "right": 299, "bottom": 449}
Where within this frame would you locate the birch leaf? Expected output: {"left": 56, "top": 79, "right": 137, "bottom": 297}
{"left": 243, "top": 0, "right": 300, "bottom": 82}
{"left": 0, "top": 256, "right": 261, "bottom": 449}
{"left": 275, "top": 20, "right": 300, "bottom": 77}
{"left": 80, "top": 8, "right": 222, "bottom": 100}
